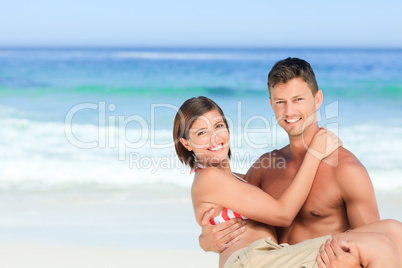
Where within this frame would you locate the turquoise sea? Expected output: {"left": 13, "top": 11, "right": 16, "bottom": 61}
{"left": 0, "top": 48, "right": 401, "bottom": 249}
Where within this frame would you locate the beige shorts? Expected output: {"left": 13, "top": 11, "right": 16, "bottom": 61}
{"left": 224, "top": 235, "right": 332, "bottom": 268}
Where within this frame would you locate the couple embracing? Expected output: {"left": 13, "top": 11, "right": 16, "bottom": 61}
{"left": 173, "top": 58, "right": 402, "bottom": 268}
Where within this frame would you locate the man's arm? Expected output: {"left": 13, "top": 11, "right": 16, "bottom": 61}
{"left": 198, "top": 209, "right": 246, "bottom": 252}
{"left": 337, "top": 150, "right": 380, "bottom": 228}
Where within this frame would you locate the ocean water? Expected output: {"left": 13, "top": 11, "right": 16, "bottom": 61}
{"left": 0, "top": 48, "right": 401, "bottom": 248}
{"left": 1, "top": 47, "right": 401, "bottom": 191}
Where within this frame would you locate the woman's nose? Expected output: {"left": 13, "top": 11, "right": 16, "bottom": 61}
{"left": 211, "top": 130, "right": 223, "bottom": 144}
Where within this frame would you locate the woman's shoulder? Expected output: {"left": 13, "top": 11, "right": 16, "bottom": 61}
{"left": 194, "top": 166, "right": 225, "bottom": 181}
{"left": 191, "top": 167, "right": 224, "bottom": 197}
{"left": 192, "top": 167, "right": 231, "bottom": 189}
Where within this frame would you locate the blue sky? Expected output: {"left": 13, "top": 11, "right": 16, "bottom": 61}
{"left": 1, "top": 0, "right": 401, "bottom": 48}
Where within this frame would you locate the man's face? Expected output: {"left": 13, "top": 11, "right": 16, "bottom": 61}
{"left": 270, "top": 78, "right": 322, "bottom": 137}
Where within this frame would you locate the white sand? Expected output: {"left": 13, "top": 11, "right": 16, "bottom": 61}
{"left": 0, "top": 243, "right": 218, "bottom": 268}
{"left": 0, "top": 188, "right": 400, "bottom": 268}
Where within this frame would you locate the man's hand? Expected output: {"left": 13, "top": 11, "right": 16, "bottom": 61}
{"left": 317, "top": 238, "right": 361, "bottom": 268}
{"left": 199, "top": 209, "right": 246, "bottom": 253}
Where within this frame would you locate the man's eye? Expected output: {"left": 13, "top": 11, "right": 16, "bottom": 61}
{"left": 276, "top": 101, "right": 284, "bottom": 104}
{"left": 297, "top": 98, "right": 303, "bottom": 101}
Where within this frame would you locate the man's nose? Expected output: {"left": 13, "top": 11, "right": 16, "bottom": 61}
{"left": 285, "top": 102, "right": 294, "bottom": 115}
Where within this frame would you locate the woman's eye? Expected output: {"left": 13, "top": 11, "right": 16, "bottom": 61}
{"left": 216, "top": 124, "right": 224, "bottom": 128}
{"left": 197, "top": 131, "right": 205, "bottom": 136}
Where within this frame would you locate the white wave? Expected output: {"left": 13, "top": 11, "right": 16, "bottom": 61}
{"left": 370, "top": 169, "right": 402, "bottom": 191}
{"left": 0, "top": 49, "right": 260, "bottom": 61}
{"left": 113, "top": 51, "right": 262, "bottom": 61}
{"left": 0, "top": 49, "right": 274, "bottom": 62}
{"left": 1, "top": 117, "right": 401, "bottom": 192}
{"left": 0, "top": 116, "right": 189, "bottom": 189}
{"left": 341, "top": 124, "right": 402, "bottom": 170}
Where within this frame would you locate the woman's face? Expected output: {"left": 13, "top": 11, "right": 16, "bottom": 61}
{"left": 181, "top": 109, "right": 230, "bottom": 167}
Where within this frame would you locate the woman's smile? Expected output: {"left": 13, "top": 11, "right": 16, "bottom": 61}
{"left": 208, "top": 143, "right": 224, "bottom": 152}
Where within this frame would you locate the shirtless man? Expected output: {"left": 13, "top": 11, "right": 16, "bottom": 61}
{"left": 199, "top": 57, "right": 380, "bottom": 257}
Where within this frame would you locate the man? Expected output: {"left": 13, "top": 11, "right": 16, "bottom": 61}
{"left": 198, "top": 58, "right": 380, "bottom": 257}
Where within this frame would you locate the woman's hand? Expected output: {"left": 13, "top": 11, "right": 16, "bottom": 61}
{"left": 308, "top": 127, "right": 342, "bottom": 160}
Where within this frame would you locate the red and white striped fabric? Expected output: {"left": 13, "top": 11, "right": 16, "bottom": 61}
{"left": 210, "top": 207, "right": 247, "bottom": 225}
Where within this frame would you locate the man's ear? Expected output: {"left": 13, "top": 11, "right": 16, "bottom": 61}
{"left": 315, "top": 90, "right": 323, "bottom": 110}
{"left": 180, "top": 137, "right": 193, "bottom": 151}
{"left": 269, "top": 97, "right": 272, "bottom": 107}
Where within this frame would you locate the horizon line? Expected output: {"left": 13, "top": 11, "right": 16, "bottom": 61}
{"left": 0, "top": 45, "right": 402, "bottom": 50}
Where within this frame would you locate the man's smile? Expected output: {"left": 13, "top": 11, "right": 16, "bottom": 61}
{"left": 285, "top": 118, "right": 301, "bottom": 124}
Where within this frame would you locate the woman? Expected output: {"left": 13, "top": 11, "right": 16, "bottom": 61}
{"left": 173, "top": 96, "right": 401, "bottom": 268}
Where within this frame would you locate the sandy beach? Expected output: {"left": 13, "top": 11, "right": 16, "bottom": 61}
{"left": 0, "top": 185, "right": 217, "bottom": 268}
{"left": 0, "top": 243, "right": 218, "bottom": 268}
{"left": 0, "top": 187, "right": 400, "bottom": 268}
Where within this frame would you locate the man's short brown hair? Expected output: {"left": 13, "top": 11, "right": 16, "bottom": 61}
{"left": 268, "top": 57, "right": 319, "bottom": 96}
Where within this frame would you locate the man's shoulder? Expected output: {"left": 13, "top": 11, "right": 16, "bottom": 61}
{"left": 245, "top": 146, "right": 289, "bottom": 184}
{"left": 337, "top": 147, "right": 366, "bottom": 170}
{"left": 332, "top": 147, "right": 370, "bottom": 183}
{"left": 331, "top": 148, "right": 377, "bottom": 207}
{"left": 251, "top": 147, "right": 288, "bottom": 170}
{"left": 256, "top": 145, "right": 289, "bottom": 162}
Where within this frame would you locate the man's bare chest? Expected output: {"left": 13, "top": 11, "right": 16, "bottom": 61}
{"left": 260, "top": 168, "right": 344, "bottom": 220}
